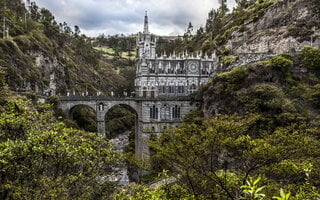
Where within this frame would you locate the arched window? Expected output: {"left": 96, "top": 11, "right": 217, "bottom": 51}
{"left": 190, "top": 84, "right": 197, "bottom": 94}
{"left": 143, "top": 87, "right": 147, "bottom": 98}
{"left": 168, "top": 86, "right": 175, "bottom": 94}
{"left": 151, "top": 87, "right": 155, "bottom": 98}
{"left": 98, "top": 103, "right": 104, "bottom": 111}
{"left": 178, "top": 86, "right": 185, "bottom": 94}
{"left": 161, "top": 104, "right": 170, "bottom": 120}
{"left": 150, "top": 105, "right": 158, "bottom": 119}
{"left": 172, "top": 105, "right": 181, "bottom": 119}
{"left": 159, "top": 85, "right": 166, "bottom": 94}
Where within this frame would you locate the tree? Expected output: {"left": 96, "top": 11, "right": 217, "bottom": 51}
{"left": 0, "top": 66, "right": 7, "bottom": 99}
{"left": 235, "top": 0, "right": 250, "bottom": 8}
{"left": 196, "top": 26, "right": 204, "bottom": 36}
{"left": 184, "top": 22, "right": 193, "bottom": 39}
{"left": 0, "top": 99, "right": 122, "bottom": 199}
{"left": 150, "top": 113, "right": 320, "bottom": 199}
{"left": 301, "top": 46, "right": 320, "bottom": 75}
{"left": 74, "top": 25, "right": 81, "bottom": 37}
{"left": 39, "top": 8, "right": 59, "bottom": 38}
{"left": 30, "top": 2, "right": 41, "bottom": 21}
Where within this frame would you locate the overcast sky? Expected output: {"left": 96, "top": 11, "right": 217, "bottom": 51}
{"left": 31, "top": 0, "right": 237, "bottom": 37}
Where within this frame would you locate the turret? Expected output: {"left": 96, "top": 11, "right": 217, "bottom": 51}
{"left": 143, "top": 11, "right": 149, "bottom": 34}
{"left": 136, "top": 11, "right": 156, "bottom": 59}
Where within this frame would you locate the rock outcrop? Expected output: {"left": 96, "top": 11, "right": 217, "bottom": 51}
{"left": 226, "top": 0, "right": 320, "bottom": 54}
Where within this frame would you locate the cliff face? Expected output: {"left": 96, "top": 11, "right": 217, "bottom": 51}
{"left": 0, "top": 34, "right": 124, "bottom": 96}
{"left": 0, "top": 0, "right": 132, "bottom": 97}
{"left": 176, "top": 0, "right": 320, "bottom": 57}
{"left": 225, "top": 0, "right": 320, "bottom": 54}
{"left": 32, "top": 52, "right": 65, "bottom": 95}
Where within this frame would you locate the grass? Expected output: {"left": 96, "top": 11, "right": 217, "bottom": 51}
{"left": 94, "top": 47, "right": 115, "bottom": 54}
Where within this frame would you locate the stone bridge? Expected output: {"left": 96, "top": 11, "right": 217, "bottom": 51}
{"left": 58, "top": 96, "right": 197, "bottom": 160}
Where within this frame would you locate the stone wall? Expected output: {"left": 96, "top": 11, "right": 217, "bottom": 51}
{"left": 227, "top": 52, "right": 276, "bottom": 70}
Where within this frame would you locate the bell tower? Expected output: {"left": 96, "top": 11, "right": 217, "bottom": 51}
{"left": 143, "top": 11, "right": 149, "bottom": 34}
{"left": 136, "top": 11, "right": 156, "bottom": 59}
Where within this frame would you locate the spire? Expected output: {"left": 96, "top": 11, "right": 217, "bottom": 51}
{"left": 143, "top": 11, "right": 149, "bottom": 34}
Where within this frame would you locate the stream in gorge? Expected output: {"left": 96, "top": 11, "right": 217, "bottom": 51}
{"left": 109, "top": 131, "right": 130, "bottom": 185}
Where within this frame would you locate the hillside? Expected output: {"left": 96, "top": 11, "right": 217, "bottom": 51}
{"left": 0, "top": 0, "right": 132, "bottom": 97}
{"left": 177, "top": 0, "right": 320, "bottom": 55}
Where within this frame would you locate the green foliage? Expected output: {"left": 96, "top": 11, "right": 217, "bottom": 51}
{"left": 221, "top": 55, "right": 238, "bottom": 68}
{"left": 72, "top": 105, "right": 97, "bottom": 132}
{"left": 268, "top": 56, "right": 293, "bottom": 78}
{"left": 150, "top": 113, "right": 320, "bottom": 199}
{"left": 200, "top": 40, "right": 215, "bottom": 54}
{"left": 0, "top": 99, "right": 121, "bottom": 199}
{"left": 301, "top": 46, "right": 320, "bottom": 75}
{"left": 93, "top": 34, "right": 136, "bottom": 54}
{"left": 105, "top": 105, "right": 135, "bottom": 138}
{"left": 154, "top": 36, "right": 183, "bottom": 56}
{"left": 241, "top": 176, "right": 265, "bottom": 200}
{"left": 0, "top": 66, "right": 7, "bottom": 99}
{"left": 218, "top": 66, "right": 248, "bottom": 92}
{"left": 150, "top": 114, "right": 258, "bottom": 199}
{"left": 113, "top": 183, "right": 195, "bottom": 200}
{"left": 222, "top": 48, "right": 232, "bottom": 55}
{"left": 214, "top": 34, "right": 226, "bottom": 45}
{"left": 307, "top": 84, "right": 320, "bottom": 108}
{"left": 113, "top": 184, "right": 168, "bottom": 200}
{"left": 273, "top": 189, "right": 291, "bottom": 200}
{"left": 151, "top": 52, "right": 320, "bottom": 198}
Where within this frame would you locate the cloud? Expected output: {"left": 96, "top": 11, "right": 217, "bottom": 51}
{"left": 32, "top": 0, "right": 236, "bottom": 36}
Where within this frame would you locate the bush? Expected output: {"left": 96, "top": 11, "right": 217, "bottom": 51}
{"left": 301, "top": 46, "right": 320, "bottom": 75}
{"left": 269, "top": 56, "right": 293, "bottom": 76}
{"left": 0, "top": 99, "right": 121, "bottom": 199}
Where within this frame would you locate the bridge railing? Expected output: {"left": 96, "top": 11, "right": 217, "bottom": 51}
{"left": 58, "top": 96, "right": 195, "bottom": 101}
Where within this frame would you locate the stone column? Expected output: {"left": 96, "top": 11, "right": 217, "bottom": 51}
{"left": 135, "top": 119, "right": 143, "bottom": 159}
{"left": 97, "top": 120, "right": 105, "bottom": 138}
{"left": 97, "top": 110, "right": 106, "bottom": 138}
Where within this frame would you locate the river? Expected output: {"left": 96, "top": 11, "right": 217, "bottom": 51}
{"left": 109, "top": 131, "right": 130, "bottom": 185}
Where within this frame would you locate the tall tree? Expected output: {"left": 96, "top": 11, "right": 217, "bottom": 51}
{"left": 184, "top": 22, "right": 193, "bottom": 39}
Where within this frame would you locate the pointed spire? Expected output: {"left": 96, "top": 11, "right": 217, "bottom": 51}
{"left": 143, "top": 11, "right": 149, "bottom": 34}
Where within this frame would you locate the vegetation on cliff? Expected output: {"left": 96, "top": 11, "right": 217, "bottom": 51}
{"left": 170, "top": 0, "right": 320, "bottom": 57}
{"left": 0, "top": 0, "right": 133, "bottom": 96}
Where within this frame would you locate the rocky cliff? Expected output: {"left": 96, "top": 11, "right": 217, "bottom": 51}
{"left": 226, "top": 0, "right": 320, "bottom": 54}
{"left": 178, "top": 0, "right": 320, "bottom": 56}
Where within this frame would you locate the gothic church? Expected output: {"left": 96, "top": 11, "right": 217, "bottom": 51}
{"left": 135, "top": 12, "right": 218, "bottom": 99}
{"left": 133, "top": 13, "right": 218, "bottom": 149}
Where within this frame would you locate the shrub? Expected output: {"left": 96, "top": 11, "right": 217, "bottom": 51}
{"left": 301, "top": 46, "right": 320, "bottom": 74}
{"left": 269, "top": 56, "right": 293, "bottom": 75}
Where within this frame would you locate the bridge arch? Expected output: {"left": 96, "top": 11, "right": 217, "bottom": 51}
{"left": 58, "top": 97, "right": 147, "bottom": 160}
{"left": 104, "top": 103, "right": 139, "bottom": 118}
{"left": 104, "top": 103, "right": 139, "bottom": 139}
{"left": 68, "top": 103, "right": 96, "bottom": 120}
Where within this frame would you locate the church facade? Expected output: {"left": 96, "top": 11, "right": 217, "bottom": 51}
{"left": 135, "top": 13, "right": 218, "bottom": 99}
{"left": 133, "top": 13, "right": 218, "bottom": 155}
